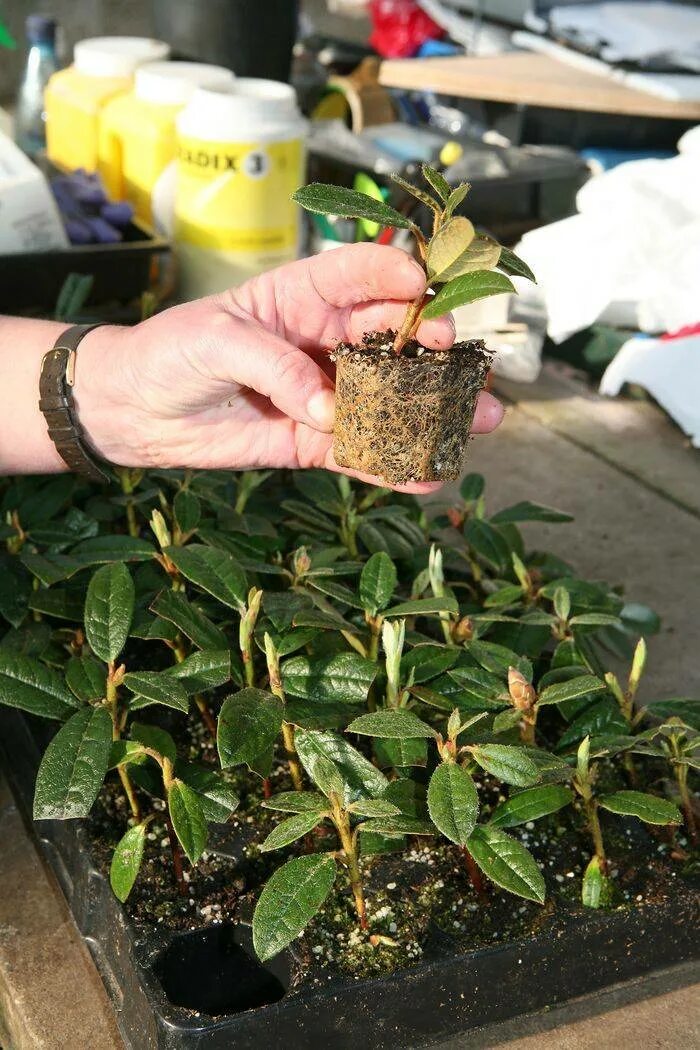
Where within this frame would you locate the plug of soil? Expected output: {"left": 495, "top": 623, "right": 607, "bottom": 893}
{"left": 333, "top": 333, "right": 493, "bottom": 485}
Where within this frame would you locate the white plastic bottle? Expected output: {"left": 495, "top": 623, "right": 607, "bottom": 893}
{"left": 174, "top": 79, "right": 307, "bottom": 299}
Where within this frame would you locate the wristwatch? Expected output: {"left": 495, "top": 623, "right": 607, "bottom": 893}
{"left": 38, "top": 323, "right": 112, "bottom": 483}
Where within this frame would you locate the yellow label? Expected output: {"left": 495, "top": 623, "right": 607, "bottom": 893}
{"left": 174, "top": 136, "right": 303, "bottom": 253}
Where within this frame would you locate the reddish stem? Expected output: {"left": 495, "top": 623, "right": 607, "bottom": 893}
{"left": 461, "top": 845, "right": 488, "bottom": 902}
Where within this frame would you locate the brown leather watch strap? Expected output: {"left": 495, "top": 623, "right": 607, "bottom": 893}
{"left": 39, "top": 324, "right": 112, "bottom": 484}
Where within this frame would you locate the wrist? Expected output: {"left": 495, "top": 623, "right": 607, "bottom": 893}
{"left": 72, "top": 324, "right": 143, "bottom": 467}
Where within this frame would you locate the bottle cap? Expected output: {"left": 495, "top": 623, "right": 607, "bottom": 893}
{"left": 135, "top": 61, "right": 234, "bottom": 106}
{"left": 74, "top": 37, "right": 170, "bottom": 79}
{"left": 26, "top": 14, "right": 57, "bottom": 45}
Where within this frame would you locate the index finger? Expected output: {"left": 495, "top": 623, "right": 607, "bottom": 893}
{"left": 304, "top": 243, "right": 426, "bottom": 309}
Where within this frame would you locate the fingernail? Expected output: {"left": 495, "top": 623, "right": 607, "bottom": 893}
{"left": 307, "top": 389, "right": 335, "bottom": 430}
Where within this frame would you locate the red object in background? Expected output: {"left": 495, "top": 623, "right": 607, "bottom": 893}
{"left": 369, "top": 0, "right": 445, "bottom": 58}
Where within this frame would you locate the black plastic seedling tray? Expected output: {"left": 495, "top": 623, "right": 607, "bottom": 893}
{"left": 2, "top": 707, "right": 698, "bottom": 1050}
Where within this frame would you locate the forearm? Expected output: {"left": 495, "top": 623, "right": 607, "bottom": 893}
{"left": 0, "top": 317, "right": 138, "bottom": 476}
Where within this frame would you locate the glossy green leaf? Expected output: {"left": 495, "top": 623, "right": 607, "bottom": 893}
{"left": 165, "top": 649, "right": 233, "bottom": 693}
{"left": 359, "top": 552, "right": 397, "bottom": 616}
{"left": 538, "top": 675, "right": 605, "bottom": 707}
{"left": 489, "top": 785, "right": 574, "bottom": 828}
{"left": 0, "top": 652, "right": 80, "bottom": 719}
{"left": 294, "top": 729, "right": 387, "bottom": 804}
{"left": 165, "top": 544, "right": 247, "bottom": 611}
{"left": 253, "top": 853, "right": 336, "bottom": 961}
{"left": 346, "top": 710, "right": 436, "bottom": 739}
{"left": 421, "top": 163, "right": 451, "bottom": 202}
{"left": 150, "top": 590, "right": 227, "bottom": 650}
{"left": 644, "top": 698, "right": 700, "bottom": 730}
{"left": 33, "top": 706, "right": 113, "bottom": 819}
{"left": 401, "top": 644, "right": 459, "bottom": 684}
{"left": 69, "top": 535, "right": 155, "bottom": 567}
{"left": 359, "top": 815, "right": 434, "bottom": 837}
{"left": 110, "top": 821, "right": 147, "bottom": 902}
{"left": 281, "top": 653, "right": 376, "bottom": 704}
{"left": 168, "top": 779, "right": 208, "bottom": 863}
{"left": 173, "top": 490, "right": 201, "bottom": 535}
{"left": 262, "top": 791, "right": 328, "bottom": 814}
{"left": 384, "top": 596, "right": 459, "bottom": 618}
{"left": 443, "top": 181, "right": 470, "bottom": 220}
{"left": 217, "top": 688, "right": 284, "bottom": 770}
{"left": 292, "top": 183, "right": 413, "bottom": 230}
{"left": 464, "top": 518, "right": 512, "bottom": 572}
{"left": 84, "top": 563, "right": 135, "bottom": 663}
{"left": 597, "top": 790, "right": 681, "bottom": 825}
{"left": 123, "top": 671, "right": 189, "bottom": 713}
{"left": 467, "top": 825, "right": 545, "bottom": 903}
{"left": 460, "top": 473, "right": 485, "bottom": 502}
{"left": 470, "top": 744, "right": 540, "bottom": 787}
{"left": 176, "top": 761, "right": 239, "bottom": 822}
{"left": 260, "top": 810, "right": 325, "bottom": 852}
{"left": 372, "top": 736, "right": 428, "bottom": 769}
{"left": 427, "top": 763, "right": 479, "bottom": 845}
{"left": 347, "top": 798, "right": 401, "bottom": 818}
{"left": 422, "top": 270, "right": 515, "bottom": 319}
{"left": 497, "top": 246, "right": 536, "bottom": 283}
{"left": 131, "top": 722, "right": 177, "bottom": 764}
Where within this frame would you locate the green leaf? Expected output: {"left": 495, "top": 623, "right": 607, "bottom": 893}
{"left": 131, "top": 722, "right": 177, "bottom": 764}
{"left": 467, "top": 640, "right": 532, "bottom": 680}
{"left": 384, "top": 596, "right": 459, "bottom": 618}
{"left": 489, "top": 785, "right": 574, "bottom": 829}
{"left": 467, "top": 826, "right": 545, "bottom": 903}
{"left": 165, "top": 650, "right": 232, "bottom": 693}
{"left": 294, "top": 729, "right": 387, "bottom": 804}
{"left": 421, "top": 163, "right": 451, "bottom": 203}
{"left": 253, "top": 853, "right": 336, "bottom": 961}
{"left": 33, "top": 706, "right": 113, "bottom": 820}
{"left": 422, "top": 270, "right": 515, "bottom": 319}
{"left": 390, "top": 171, "right": 441, "bottom": 214}
{"left": 431, "top": 231, "right": 501, "bottom": 284}
{"left": 110, "top": 822, "right": 147, "bottom": 902}
{"left": 497, "top": 246, "right": 536, "bottom": 283}
{"left": 464, "top": 519, "right": 512, "bottom": 573}
{"left": 460, "top": 473, "right": 485, "bottom": 502}
{"left": 372, "top": 736, "right": 428, "bottom": 769}
{"left": 292, "top": 183, "right": 413, "bottom": 230}
{"left": 164, "top": 545, "right": 247, "bottom": 611}
{"left": 443, "top": 181, "right": 470, "bottom": 220}
{"left": 470, "top": 744, "right": 540, "bottom": 787}
{"left": 427, "top": 763, "right": 479, "bottom": 845}
{"left": 360, "top": 815, "right": 434, "bottom": 837}
{"left": 123, "top": 671, "right": 189, "bottom": 713}
{"left": 260, "top": 810, "right": 325, "bottom": 852}
{"left": 167, "top": 779, "right": 208, "bottom": 864}
{"left": 176, "top": 762, "right": 239, "bottom": 822}
{"left": 491, "top": 500, "right": 573, "bottom": 525}
{"left": 65, "top": 656, "right": 105, "bottom": 703}
{"left": 0, "top": 652, "right": 79, "bottom": 719}
{"left": 401, "top": 644, "right": 458, "bottom": 684}
{"left": 346, "top": 710, "right": 436, "bottom": 739}
{"left": 359, "top": 552, "right": 397, "bottom": 616}
{"left": 69, "top": 535, "right": 155, "bottom": 567}
{"left": 347, "top": 798, "right": 401, "bottom": 818}
{"left": 644, "top": 698, "right": 700, "bottom": 730}
{"left": 84, "top": 563, "right": 135, "bottom": 663}
{"left": 598, "top": 791, "right": 681, "bottom": 825}
{"left": 173, "top": 490, "right": 201, "bottom": 535}
{"left": 427, "top": 216, "right": 476, "bottom": 282}
{"left": 262, "top": 791, "right": 327, "bottom": 814}
{"left": 570, "top": 613, "right": 623, "bottom": 628}
{"left": 0, "top": 553, "right": 31, "bottom": 626}
{"left": 581, "top": 855, "right": 610, "bottom": 909}
{"left": 538, "top": 675, "right": 606, "bottom": 707}
{"left": 281, "top": 653, "right": 377, "bottom": 704}
{"left": 217, "top": 688, "right": 284, "bottom": 770}
{"left": 150, "top": 590, "right": 227, "bottom": 651}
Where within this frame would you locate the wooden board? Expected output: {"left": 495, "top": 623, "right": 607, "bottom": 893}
{"left": 379, "top": 52, "right": 700, "bottom": 120}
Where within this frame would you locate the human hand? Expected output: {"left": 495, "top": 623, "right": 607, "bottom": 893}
{"left": 76, "top": 244, "right": 504, "bottom": 492}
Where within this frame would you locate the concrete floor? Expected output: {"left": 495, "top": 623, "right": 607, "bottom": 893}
{"left": 0, "top": 363, "right": 698, "bottom": 1049}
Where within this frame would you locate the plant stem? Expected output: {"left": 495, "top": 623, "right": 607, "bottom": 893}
{"left": 173, "top": 636, "right": 216, "bottom": 740}
{"left": 117, "top": 468, "right": 139, "bottom": 538}
{"left": 281, "top": 722, "right": 304, "bottom": 792}
{"left": 584, "top": 797, "right": 607, "bottom": 870}
{"left": 332, "top": 802, "right": 367, "bottom": 929}
{"left": 461, "top": 845, "right": 487, "bottom": 902}
{"left": 520, "top": 711, "right": 537, "bottom": 746}
{"left": 675, "top": 762, "right": 698, "bottom": 844}
{"left": 393, "top": 294, "right": 428, "bottom": 355}
{"left": 165, "top": 811, "right": 188, "bottom": 897}
{"left": 106, "top": 664, "right": 140, "bottom": 821}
